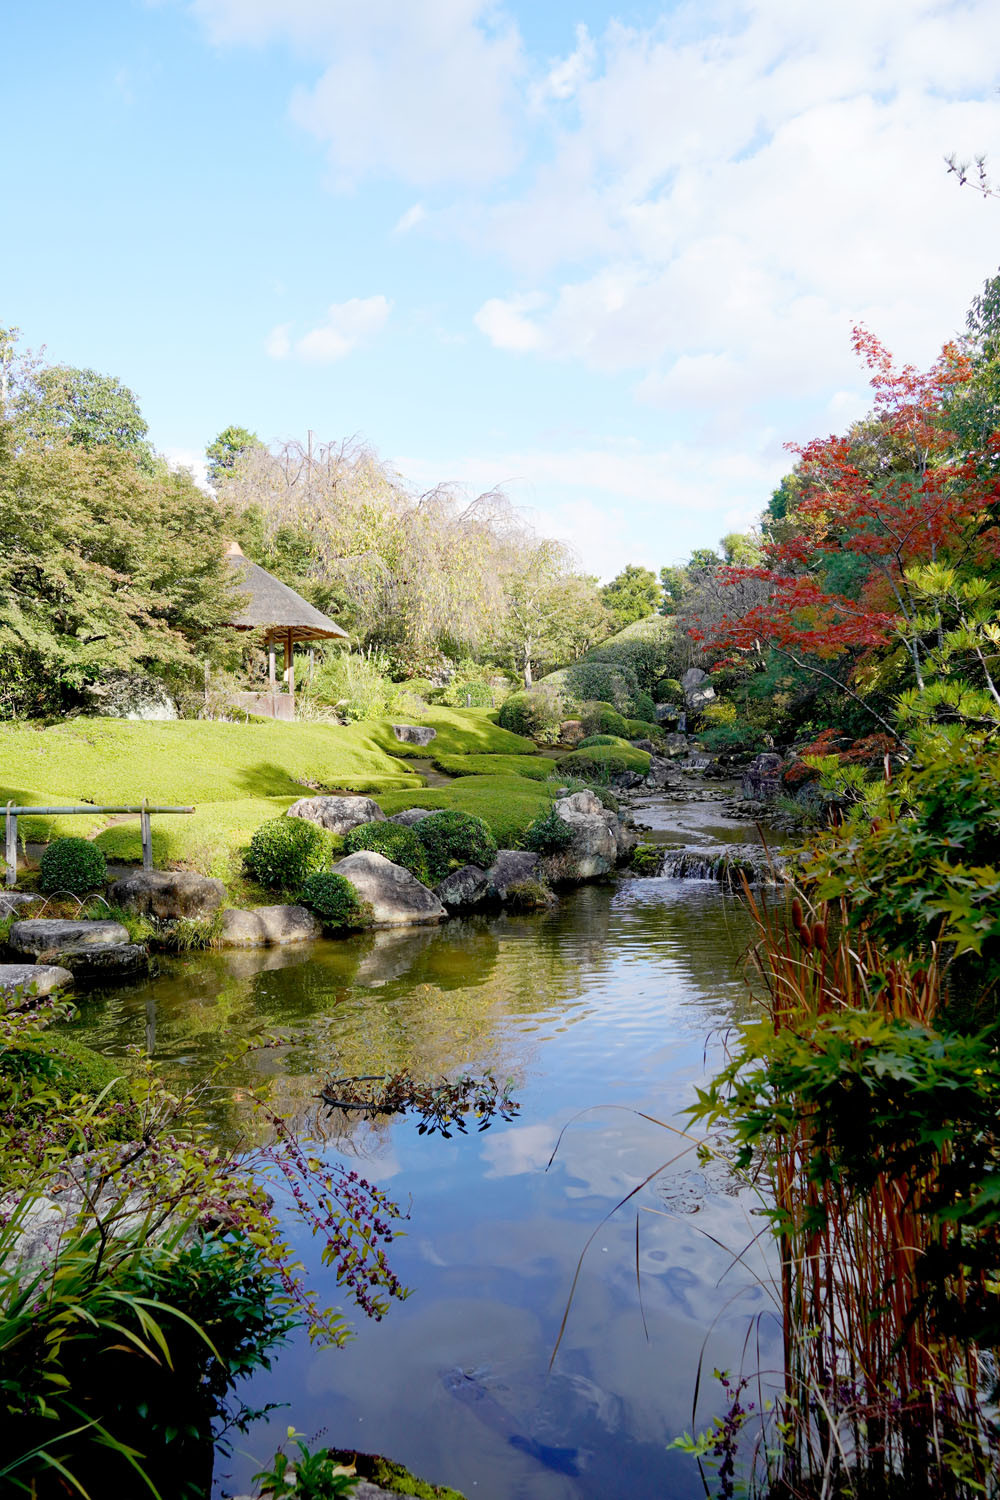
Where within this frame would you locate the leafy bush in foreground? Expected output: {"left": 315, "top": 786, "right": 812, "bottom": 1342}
{"left": 342, "top": 821, "right": 429, "bottom": 882}
{"left": 299, "top": 872, "right": 371, "bottom": 931}
{"left": 39, "top": 837, "right": 107, "bottom": 894}
{"left": 242, "top": 816, "right": 334, "bottom": 892}
{"left": 415, "top": 810, "right": 498, "bottom": 883}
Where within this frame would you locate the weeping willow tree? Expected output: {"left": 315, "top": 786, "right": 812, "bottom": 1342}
{"left": 218, "top": 436, "right": 608, "bottom": 675}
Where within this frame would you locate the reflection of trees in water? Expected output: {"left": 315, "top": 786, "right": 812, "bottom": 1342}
{"left": 61, "top": 907, "right": 601, "bottom": 1143}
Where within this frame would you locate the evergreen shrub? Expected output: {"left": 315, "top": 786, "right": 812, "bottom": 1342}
{"left": 524, "top": 807, "right": 575, "bottom": 854}
{"left": 299, "top": 872, "right": 370, "bottom": 931}
{"left": 342, "top": 821, "right": 430, "bottom": 881}
{"left": 38, "top": 837, "right": 107, "bottom": 894}
{"left": 415, "top": 810, "right": 498, "bottom": 883}
{"left": 497, "top": 687, "right": 565, "bottom": 742}
{"left": 242, "top": 817, "right": 334, "bottom": 892}
{"left": 630, "top": 690, "right": 657, "bottom": 723}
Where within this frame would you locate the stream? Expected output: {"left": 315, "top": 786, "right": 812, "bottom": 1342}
{"left": 63, "top": 786, "right": 782, "bottom": 1500}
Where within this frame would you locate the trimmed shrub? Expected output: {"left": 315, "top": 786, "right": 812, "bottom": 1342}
{"left": 565, "top": 660, "right": 634, "bottom": 709}
{"left": 299, "top": 871, "right": 370, "bottom": 931}
{"left": 342, "top": 820, "right": 430, "bottom": 882}
{"left": 498, "top": 686, "right": 566, "bottom": 743}
{"left": 625, "top": 718, "right": 660, "bottom": 739}
{"left": 415, "top": 810, "right": 498, "bottom": 883}
{"left": 654, "top": 676, "right": 683, "bottom": 702}
{"left": 38, "top": 837, "right": 107, "bottom": 895}
{"left": 579, "top": 702, "right": 630, "bottom": 738}
{"left": 578, "top": 733, "right": 627, "bottom": 749}
{"left": 242, "top": 816, "right": 335, "bottom": 892}
{"left": 630, "top": 690, "right": 657, "bottom": 724}
{"left": 524, "top": 807, "right": 575, "bottom": 855}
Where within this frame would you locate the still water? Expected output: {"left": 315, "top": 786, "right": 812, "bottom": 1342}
{"left": 66, "top": 813, "right": 781, "bottom": 1500}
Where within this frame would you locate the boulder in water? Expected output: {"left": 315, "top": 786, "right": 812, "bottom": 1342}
{"left": 333, "top": 851, "right": 445, "bottom": 927}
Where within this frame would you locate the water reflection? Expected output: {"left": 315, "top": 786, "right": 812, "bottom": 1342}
{"left": 62, "top": 872, "right": 776, "bottom": 1500}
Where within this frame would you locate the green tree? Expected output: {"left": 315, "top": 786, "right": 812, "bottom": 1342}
{"left": 0, "top": 440, "right": 243, "bottom": 716}
{"left": 206, "top": 424, "right": 263, "bottom": 487}
{"left": 600, "top": 564, "right": 660, "bottom": 629}
{"left": 29, "top": 365, "right": 154, "bottom": 468}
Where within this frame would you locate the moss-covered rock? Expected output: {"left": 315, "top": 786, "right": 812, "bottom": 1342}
{"left": 329, "top": 1451, "right": 466, "bottom": 1500}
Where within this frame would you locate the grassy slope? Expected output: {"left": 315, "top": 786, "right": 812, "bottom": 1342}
{"left": 0, "top": 711, "right": 548, "bottom": 876}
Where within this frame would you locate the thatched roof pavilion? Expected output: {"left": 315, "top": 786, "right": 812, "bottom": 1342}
{"left": 225, "top": 542, "right": 348, "bottom": 714}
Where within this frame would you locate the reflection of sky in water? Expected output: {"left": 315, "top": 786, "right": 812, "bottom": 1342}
{"left": 64, "top": 874, "right": 780, "bottom": 1500}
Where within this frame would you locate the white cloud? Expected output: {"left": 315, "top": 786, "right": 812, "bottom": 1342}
{"left": 535, "top": 22, "right": 595, "bottom": 104}
{"left": 189, "top": 0, "right": 524, "bottom": 187}
{"left": 473, "top": 292, "right": 545, "bottom": 351}
{"left": 393, "top": 202, "right": 426, "bottom": 235}
{"left": 266, "top": 297, "right": 392, "bottom": 363}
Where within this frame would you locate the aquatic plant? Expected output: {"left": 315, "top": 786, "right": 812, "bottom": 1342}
{"left": 318, "top": 1070, "right": 520, "bottom": 1139}
{"left": 253, "top": 1429, "right": 359, "bottom": 1498}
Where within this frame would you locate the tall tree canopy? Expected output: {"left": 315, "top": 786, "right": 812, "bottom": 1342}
{"left": 600, "top": 564, "right": 661, "bottom": 629}
{"left": 206, "top": 424, "right": 263, "bottom": 487}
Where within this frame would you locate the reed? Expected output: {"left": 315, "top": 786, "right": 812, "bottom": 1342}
{"left": 701, "top": 886, "right": 999, "bottom": 1498}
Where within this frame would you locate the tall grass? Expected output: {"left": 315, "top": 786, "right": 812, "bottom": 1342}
{"left": 712, "top": 888, "right": 999, "bottom": 1497}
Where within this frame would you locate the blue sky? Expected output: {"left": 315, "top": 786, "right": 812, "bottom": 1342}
{"left": 6, "top": 0, "right": 1000, "bottom": 579}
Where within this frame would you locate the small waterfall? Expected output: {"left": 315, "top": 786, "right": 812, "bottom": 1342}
{"left": 658, "top": 847, "right": 784, "bottom": 886}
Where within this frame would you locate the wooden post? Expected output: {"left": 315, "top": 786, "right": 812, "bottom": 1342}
{"left": 4, "top": 802, "right": 17, "bottom": 889}
{"left": 285, "top": 629, "right": 295, "bottom": 716}
{"left": 140, "top": 799, "right": 153, "bottom": 871}
{"left": 268, "top": 636, "right": 277, "bottom": 716}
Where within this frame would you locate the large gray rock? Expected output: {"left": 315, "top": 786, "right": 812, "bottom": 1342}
{"left": 333, "top": 851, "right": 445, "bottom": 927}
{"left": 742, "top": 752, "right": 784, "bottom": 802}
{"left": 219, "top": 905, "right": 323, "bottom": 947}
{"left": 0, "top": 963, "right": 74, "bottom": 1000}
{"left": 661, "top": 732, "right": 690, "bottom": 758}
{"left": 539, "top": 792, "right": 622, "bottom": 882}
{"left": 435, "top": 863, "right": 489, "bottom": 910}
{"left": 254, "top": 904, "right": 322, "bottom": 944}
{"left": 391, "top": 724, "right": 437, "bottom": 746}
{"left": 681, "top": 667, "right": 716, "bottom": 711}
{"left": 109, "top": 870, "right": 226, "bottom": 921}
{"left": 85, "top": 670, "right": 178, "bottom": 721}
{"left": 389, "top": 808, "right": 435, "bottom": 826}
{"left": 7, "top": 918, "right": 130, "bottom": 959}
{"left": 39, "top": 943, "right": 149, "bottom": 980}
{"left": 484, "top": 850, "right": 541, "bottom": 901}
{"left": 287, "top": 795, "right": 386, "bottom": 836}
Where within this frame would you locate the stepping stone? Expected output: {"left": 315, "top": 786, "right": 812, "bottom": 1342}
{"left": 0, "top": 963, "right": 74, "bottom": 1001}
{"left": 6, "top": 919, "right": 130, "bottom": 959}
{"left": 38, "top": 943, "right": 149, "bottom": 980}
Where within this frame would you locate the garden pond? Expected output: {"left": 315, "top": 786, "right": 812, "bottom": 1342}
{"left": 63, "top": 792, "right": 783, "bottom": 1500}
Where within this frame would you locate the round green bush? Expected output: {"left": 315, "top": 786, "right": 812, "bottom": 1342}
{"left": 342, "top": 820, "right": 430, "bottom": 882}
{"left": 654, "top": 677, "right": 683, "bottom": 703}
{"left": 525, "top": 808, "right": 574, "bottom": 855}
{"left": 242, "top": 816, "right": 334, "bottom": 892}
{"left": 498, "top": 687, "right": 564, "bottom": 742}
{"left": 299, "top": 872, "right": 370, "bottom": 931}
{"left": 578, "top": 734, "right": 623, "bottom": 749}
{"left": 38, "top": 837, "right": 107, "bottom": 895}
{"left": 415, "top": 810, "right": 498, "bottom": 884}
{"left": 625, "top": 718, "right": 660, "bottom": 739}
{"left": 630, "top": 690, "right": 657, "bottom": 724}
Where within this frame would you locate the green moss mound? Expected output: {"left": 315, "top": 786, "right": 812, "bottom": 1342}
{"left": 431, "top": 752, "right": 552, "bottom": 781}
{"left": 558, "top": 744, "right": 651, "bottom": 781}
{"left": 377, "top": 775, "right": 554, "bottom": 847}
{"left": 367, "top": 708, "right": 533, "bottom": 758}
{"left": 0, "top": 1036, "right": 138, "bottom": 1150}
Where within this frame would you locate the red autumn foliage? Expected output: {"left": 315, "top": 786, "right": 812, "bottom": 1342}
{"left": 699, "top": 328, "right": 1000, "bottom": 665}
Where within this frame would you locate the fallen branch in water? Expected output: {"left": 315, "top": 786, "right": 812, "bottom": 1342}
{"left": 317, "top": 1071, "right": 520, "bottom": 1138}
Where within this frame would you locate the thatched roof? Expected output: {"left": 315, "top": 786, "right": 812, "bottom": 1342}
{"left": 224, "top": 543, "right": 348, "bottom": 643}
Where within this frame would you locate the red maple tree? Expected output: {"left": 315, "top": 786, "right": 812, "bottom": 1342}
{"left": 698, "top": 329, "right": 1000, "bottom": 684}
